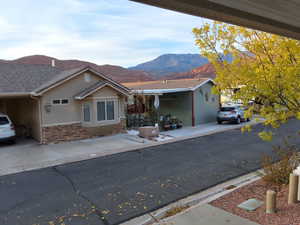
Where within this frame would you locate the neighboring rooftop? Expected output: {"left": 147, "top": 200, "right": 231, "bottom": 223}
{"left": 123, "top": 78, "right": 213, "bottom": 94}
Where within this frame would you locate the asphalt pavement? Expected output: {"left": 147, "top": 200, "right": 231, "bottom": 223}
{"left": 0, "top": 120, "right": 299, "bottom": 225}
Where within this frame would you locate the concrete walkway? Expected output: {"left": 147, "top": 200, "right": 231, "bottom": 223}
{"left": 157, "top": 204, "right": 259, "bottom": 225}
{"left": 0, "top": 120, "right": 258, "bottom": 176}
{"left": 161, "top": 120, "right": 257, "bottom": 139}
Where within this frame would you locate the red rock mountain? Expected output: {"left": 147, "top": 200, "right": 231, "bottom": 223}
{"left": 165, "top": 63, "right": 216, "bottom": 80}
{"left": 0, "top": 55, "right": 154, "bottom": 83}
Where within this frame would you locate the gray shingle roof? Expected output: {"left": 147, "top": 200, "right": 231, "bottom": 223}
{"left": 0, "top": 63, "right": 130, "bottom": 96}
{"left": 74, "top": 81, "right": 107, "bottom": 99}
{"left": 0, "top": 63, "right": 63, "bottom": 93}
{"left": 33, "top": 66, "right": 86, "bottom": 94}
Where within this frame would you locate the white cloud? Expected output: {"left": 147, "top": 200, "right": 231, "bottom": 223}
{"left": 0, "top": 0, "right": 211, "bottom": 67}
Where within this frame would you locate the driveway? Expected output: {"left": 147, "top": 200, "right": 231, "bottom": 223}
{"left": 0, "top": 120, "right": 257, "bottom": 176}
{"left": 0, "top": 133, "right": 152, "bottom": 176}
{"left": 0, "top": 120, "right": 299, "bottom": 225}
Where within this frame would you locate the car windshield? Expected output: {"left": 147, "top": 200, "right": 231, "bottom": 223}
{"left": 220, "top": 107, "right": 236, "bottom": 112}
{"left": 0, "top": 116, "right": 9, "bottom": 125}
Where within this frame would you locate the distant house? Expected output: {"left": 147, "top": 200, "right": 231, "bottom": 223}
{"left": 123, "top": 78, "right": 220, "bottom": 128}
{"left": 0, "top": 63, "right": 130, "bottom": 144}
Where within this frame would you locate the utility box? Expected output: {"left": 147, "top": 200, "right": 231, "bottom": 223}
{"left": 139, "top": 126, "right": 159, "bottom": 139}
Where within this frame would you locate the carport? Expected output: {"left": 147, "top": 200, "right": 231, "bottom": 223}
{"left": 0, "top": 63, "right": 63, "bottom": 144}
{"left": 0, "top": 96, "right": 40, "bottom": 141}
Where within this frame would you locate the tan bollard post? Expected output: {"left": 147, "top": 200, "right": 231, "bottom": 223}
{"left": 298, "top": 174, "right": 300, "bottom": 201}
{"left": 288, "top": 173, "right": 299, "bottom": 204}
{"left": 266, "top": 190, "right": 276, "bottom": 213}
{"left": 294, "top": 166, "right": 300, "bottom": 201}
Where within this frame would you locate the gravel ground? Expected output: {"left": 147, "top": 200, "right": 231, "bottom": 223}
{"left": 211, "top": 179, "right": 300, "bottom": 225}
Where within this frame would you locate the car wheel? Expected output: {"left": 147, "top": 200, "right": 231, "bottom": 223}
{"left": 217, "top": 120, "right": 222, "bottom": 124}
{"left": 9, "top": 139, "right": 16, "bottom": 145}
{"left": 246, "top": 118, "right": 250, "bottom": 122}
{"left": 236, "top": 117, "right": 241, "bottom": 124}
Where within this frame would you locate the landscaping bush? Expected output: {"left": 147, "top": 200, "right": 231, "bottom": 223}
{"left": 261, "top": 142, "right": 300, "bottom": 186}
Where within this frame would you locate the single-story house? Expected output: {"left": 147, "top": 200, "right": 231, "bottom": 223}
{"left": 123, "top": 78, "right": 220, "bottom": 128}
{"left": 0, "top": 63, "right": 130, "bottom": 144}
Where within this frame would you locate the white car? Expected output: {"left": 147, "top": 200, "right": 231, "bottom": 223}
{"left": 217, "top": 105, "right": 250, "bottom": 124}
{"left": 0, "top": 113, "right": 16, "bottom": 143}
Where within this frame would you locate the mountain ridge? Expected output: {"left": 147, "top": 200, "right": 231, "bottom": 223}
{"left": 0, "top": 54, "right": 227, "bottom": 83}
{"left": 164, "top": 63, "right": 216, "bottom": 80}
{"left": 128, "top": 53, "right": 209, "bottom": 77}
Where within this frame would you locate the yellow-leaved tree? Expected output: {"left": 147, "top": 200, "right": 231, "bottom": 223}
{"left": 193, "top": 22, "right": 300, "bottom": 140}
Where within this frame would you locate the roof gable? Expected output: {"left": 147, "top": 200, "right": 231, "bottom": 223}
{"left": 32, "top": 66, "right": 130, "bottom": 96}
{"left": 74, "top": 81, "right": 129, "bottom": 100}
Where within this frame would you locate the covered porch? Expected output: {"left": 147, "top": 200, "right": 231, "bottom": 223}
{"left": 123, "top": 78, "right": 219, "bottom": 130}
{"left": 126, "top": 91, "right": 190, "bottom": 130}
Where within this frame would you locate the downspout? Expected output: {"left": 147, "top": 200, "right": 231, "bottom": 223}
{"left": 30, "top": 95, "right": 43, "bottom": 144}
{"left": 192, "top": 91, "right": 195, "bottom": 127}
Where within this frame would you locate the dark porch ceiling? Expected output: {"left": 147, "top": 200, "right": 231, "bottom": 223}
{"left": 130, "top": 0, "right": 300, "bottom": 40}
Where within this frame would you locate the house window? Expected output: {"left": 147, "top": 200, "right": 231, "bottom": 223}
{"left": 52, "top": 99, "right": 69, "bottom": 105}
{"left": 83, "top": 103, "right": 91, "bottom": 122}
{"left": 96, "top": 100, "right": 116, "bottom": 121}
{"left": 204, "top": 92, "right": 210, "bottom": 102}
{"left": 61, "top": 99, "right": 69, "bottom": 104}
{"left": 97, "top": 101, "right": 106, "bottom": 121}
{"left": 106, "top": 101, "right": 115, "bottom": 120}
{"left": 52, "top": 99, "right": 61, "bottom": 105}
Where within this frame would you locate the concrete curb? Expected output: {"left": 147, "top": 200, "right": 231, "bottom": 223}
{"left": 0, "top": 120, "right": 262, "bottom": 177}
{"left": 121, "top": 170, "right": 262, "bottom": 225}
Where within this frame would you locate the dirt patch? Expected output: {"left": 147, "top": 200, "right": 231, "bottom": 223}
{"left": 224, "top": 184, "right": 237, "bottom": 190}
{"left": 211, "top": 179, "right": 300, "bottom": 225}
{"left": 162, "top": 205, "right": 190, "bottom": 219}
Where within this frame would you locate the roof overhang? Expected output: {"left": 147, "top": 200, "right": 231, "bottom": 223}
{"left": 130, "top": 0, "right": 300, "bottom": 40}
{"left": 0, "top": 92, "right": 31, "bottom": 98}
{"left": 132, "top": 88, "right": 191, "bottom": 95}
{"left": 130, "top": 78, "right": 215, "bottom": 95}
{"left": 75, "top": 83, "right": 130, "bottom": 100}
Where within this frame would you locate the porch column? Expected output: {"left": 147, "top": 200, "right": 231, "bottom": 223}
{"left": 0, "top": 99, "right": 8, "bottom": 113}
{"left": 192, "top": 91, "right": 195, "bottom": 126}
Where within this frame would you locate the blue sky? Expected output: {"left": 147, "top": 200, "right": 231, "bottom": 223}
{"left": 0, "top": 0, "right": 211, "bottom": 67}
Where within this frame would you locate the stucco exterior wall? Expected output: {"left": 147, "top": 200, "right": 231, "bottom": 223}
{"left": 41, "top": 72, "right": 103, "bottom": 126}
{"left": 194, "top": 82, "right": 220, "bottom": 124}
{"left": 31, "top": 99, "right": 41, "bottom": 141}
{"left": 41, "top": 73, "right": 126, "bottom": 127}
{"left": 39, "top": 71, "right": 127, "bottom": 143}
{"left": 159, "top": 91, "right": 193, "bottom": 126}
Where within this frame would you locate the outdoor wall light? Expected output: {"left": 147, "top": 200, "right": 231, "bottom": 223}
{"left": 44, "top": 104, "right": 52, "bottom": 113}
